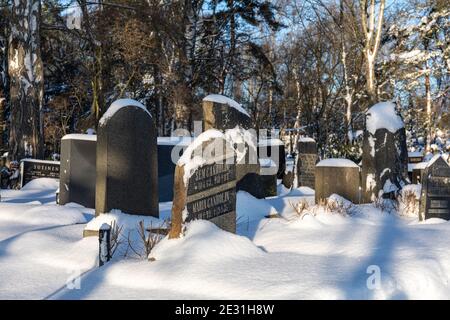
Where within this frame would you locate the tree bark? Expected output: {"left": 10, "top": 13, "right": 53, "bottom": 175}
{"left": 0, "top": 10, "right": 9, "bottom": 153}
{"left": 8, "top": 0, "right": 44, "bottom": 159}
{"left": 360, "top": 0, "right": 385, "bottom": 104}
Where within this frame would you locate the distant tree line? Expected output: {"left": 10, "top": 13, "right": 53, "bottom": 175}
{"left": 0, "top": 0, "right": 448, "bottom": 160}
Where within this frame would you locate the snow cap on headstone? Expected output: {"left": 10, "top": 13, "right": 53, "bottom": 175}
{"left": 203, "top": 94, "right": 250, "bottom": 117}
{"left": 99, "top": 99, "right": 151, "bottom": 126}
{"left": 366, "top": 101, "right": 404, "bottom": 135}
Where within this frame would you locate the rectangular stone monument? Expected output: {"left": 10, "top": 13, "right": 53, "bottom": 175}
{"left": 170, "top": 130, "right": 237, "bottom": 238}
{"left": 420, "top": 156, "right": 450, "bottom": 221}
{"left": 315, "top": 158, "right": 361, "bottom": 204}
{"left": 96, "top": 99, "right": 159, "bottom": 217}
{"left": 157, "top": 137, "right": 192, "bottom": 202}
{"left": 19, "top": 159, "right": 60, "bottom": 188}
{"left": 59, "top": 134, "right": 97, "bottom": 208}
{"left": 296, "top": 137, "right": 317, "bottom": 189}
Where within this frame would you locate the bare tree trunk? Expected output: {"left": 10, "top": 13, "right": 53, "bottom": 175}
{"left": 293, "top": 68, "right": 302, "bottom": 129}
{"left": 424, "top": 66, "right": 432, "bottom": 152}
{"left": 360, "top": 0, "right": 385, "bottom": 104}
{"left": 0, "top": 12, "right": 9, "bottom": 153}
{"left": 8, "top": 0, "right": 44, "bottom": 159}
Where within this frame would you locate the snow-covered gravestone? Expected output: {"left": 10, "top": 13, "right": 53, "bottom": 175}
{"left": 315, "top": 159, "right": 361, "bottom": 204}
{"left": 419, "top": 156, "right": 450, "bottom": 221}
{"left": 95, "top": 99, "right": 159, "bottom": 217}
{"left": 202, "top": 94, "right": 272, "bottom": 198}
{"left": 296, "top": 137, "right": 317, "bottom": 189}
{"left": 361, "top": 102, "right": 408, "bottom": 202}
{"left": 169, "top": 130, "right": 237, "bottom": 238}
{"left": 59, "top": 134, "right": 97, "bottom": 208}
{"left": 202, "top": 94, "right": 252, "bottom": 131}
{"left": 19, "top": 159, "right": 60, "bottom": 188}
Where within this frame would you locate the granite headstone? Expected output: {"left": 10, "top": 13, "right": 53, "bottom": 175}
{"left": 95, "top": 99, "right": 159, "bottom": 217}
{"left": 169, "top": 130, "right": 237, "bottom": 238}
{"left": 59, "top": 134, "right": 97, "bottom": 208}
{"left": 419, "top": 156, "right": 450, "bottom": 221}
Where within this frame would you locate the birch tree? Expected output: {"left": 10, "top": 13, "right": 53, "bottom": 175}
{"left": 360, "top": 0, "right": 385, "bottom": 103}
{"left": 0, "top": 2, "right": 8, "bottom": 152}
{"left": 8, "top": 0, "right": 44, "bottom": 159}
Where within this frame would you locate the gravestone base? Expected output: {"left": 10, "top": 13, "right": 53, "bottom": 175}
{"left": 209, "top": 211, "right": 236, "bottom": 234}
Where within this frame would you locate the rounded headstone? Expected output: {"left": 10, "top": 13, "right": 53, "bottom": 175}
{"left": 95, "top": 99, "right": 158, "bottom": 217}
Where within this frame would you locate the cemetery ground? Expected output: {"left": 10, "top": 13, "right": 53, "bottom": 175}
{"left": 2, "top": 178, "right": 450, "bottom": 299}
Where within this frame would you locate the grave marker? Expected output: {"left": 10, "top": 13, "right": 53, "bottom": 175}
{"left": 170, "top": 130, "right": 237, "bottom": 238}
{"left": 296, "top": 137, "right": 317, "bottom": 189}
{"left": 95, "top": 99, "right": 159, "bottom": 217}
{"left": 59, "top": 134, "right": 97, "bottom": 208}
{"left": 20, "top": 159, "right": 60, "bottom": 188}
{"left": 420, "top": 156, "right": 450, "bottom": 221}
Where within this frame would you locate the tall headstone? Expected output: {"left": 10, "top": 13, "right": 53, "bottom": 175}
{"left": 170, "top": 130, "right": 237, "bottom": 238}
{"left": 361, "top": 102, "right": 408, "bottom": 202}
{"left": 202, "top": 94, "right": 270, "bottom": 198}
{"left": 59, "top": 134, "right": 97, "bottom": 208}
{"left": 203, "top": 94, "right": 252, "bottom": 131}
{"left": 419, "top": 156, "right": 450, "bottom": 221}
{"left": 315, "top": 158, "right": 360, "bottom": 204}
{"left": 296, "top": 137, "right": 317, "bottom": 189}
{"left": 95, "top": 99, "right": 159, "bottom": 217}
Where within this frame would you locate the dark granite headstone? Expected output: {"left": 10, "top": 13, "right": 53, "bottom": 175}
{"left": 169, "top": 131, "right": 237, "bottom": 238}
{"left": 95, "top": 99, "right": 158, "bottom": 217}
{"left": 420, "top": 156, "right": 450, "bottom": 221}
{"left": 20, "top": 159, "right": 60, "bottom": 188}
{"left": 157, "top": 137, "right": 193, "bottom": 202}
{"left": 59, "top": 134, "right": 97, "bottom": 208}
{"left": 361, "top": 127, "right": 409, "bottom": 202}
{"left": 361, "top": 103, "right": 408, "bottom": 202}
{"left": 296, "top": 138, "right": 317, "bottom": 189}
{"left": 258, "top": 139, "right": 286, "bottom": 179}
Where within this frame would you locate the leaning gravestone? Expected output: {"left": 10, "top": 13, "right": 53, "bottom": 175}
{"left": 361, "top": 102, "right": 408, "bottom": 202}
{"left": 296, "top": 137, "right": 317, "bottom": 189}
{"left": 59, "top": 134, "right": 97, "bottom": 208}
{"left": 315, "top": 158, "right": 360, "bottom": 204}
{"left": 169, "top": 129, "right": 237, "bottom": 238}
{"left": 419, "top": 156, "right": 450, "bottom": 221}
{"left": 96, "top": 99, "right": 159, "bottom": 217}
{"left": 20, "top": 159, "right": 60, "bottom": 188}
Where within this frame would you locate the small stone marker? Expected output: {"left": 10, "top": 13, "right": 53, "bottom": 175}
{"left": 315, "top": 158, "right": 361, "bottom": 204}
{"left": 420, "top": 156, "right": 450, "bottom": 221}
{"left": 96, "top": 99, "right": 159, "bottom": 217}
{"left": 59, "top": 134, "right": 97, "bottom": 208}
{"left": 296, "top": 137, "right": 317, "bottom": 189}
{"left": 19, "top": 159, "right": 60, "bottom": 188}
{"left": 361, "top": 102, "right": 408, "bottom": 202}
{"left": 169, "top": 130, "right": 237, "bottom": 238}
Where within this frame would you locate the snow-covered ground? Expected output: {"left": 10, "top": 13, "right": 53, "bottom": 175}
{"left": 1, "top": 178, "right": 450, "bottom": 299}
